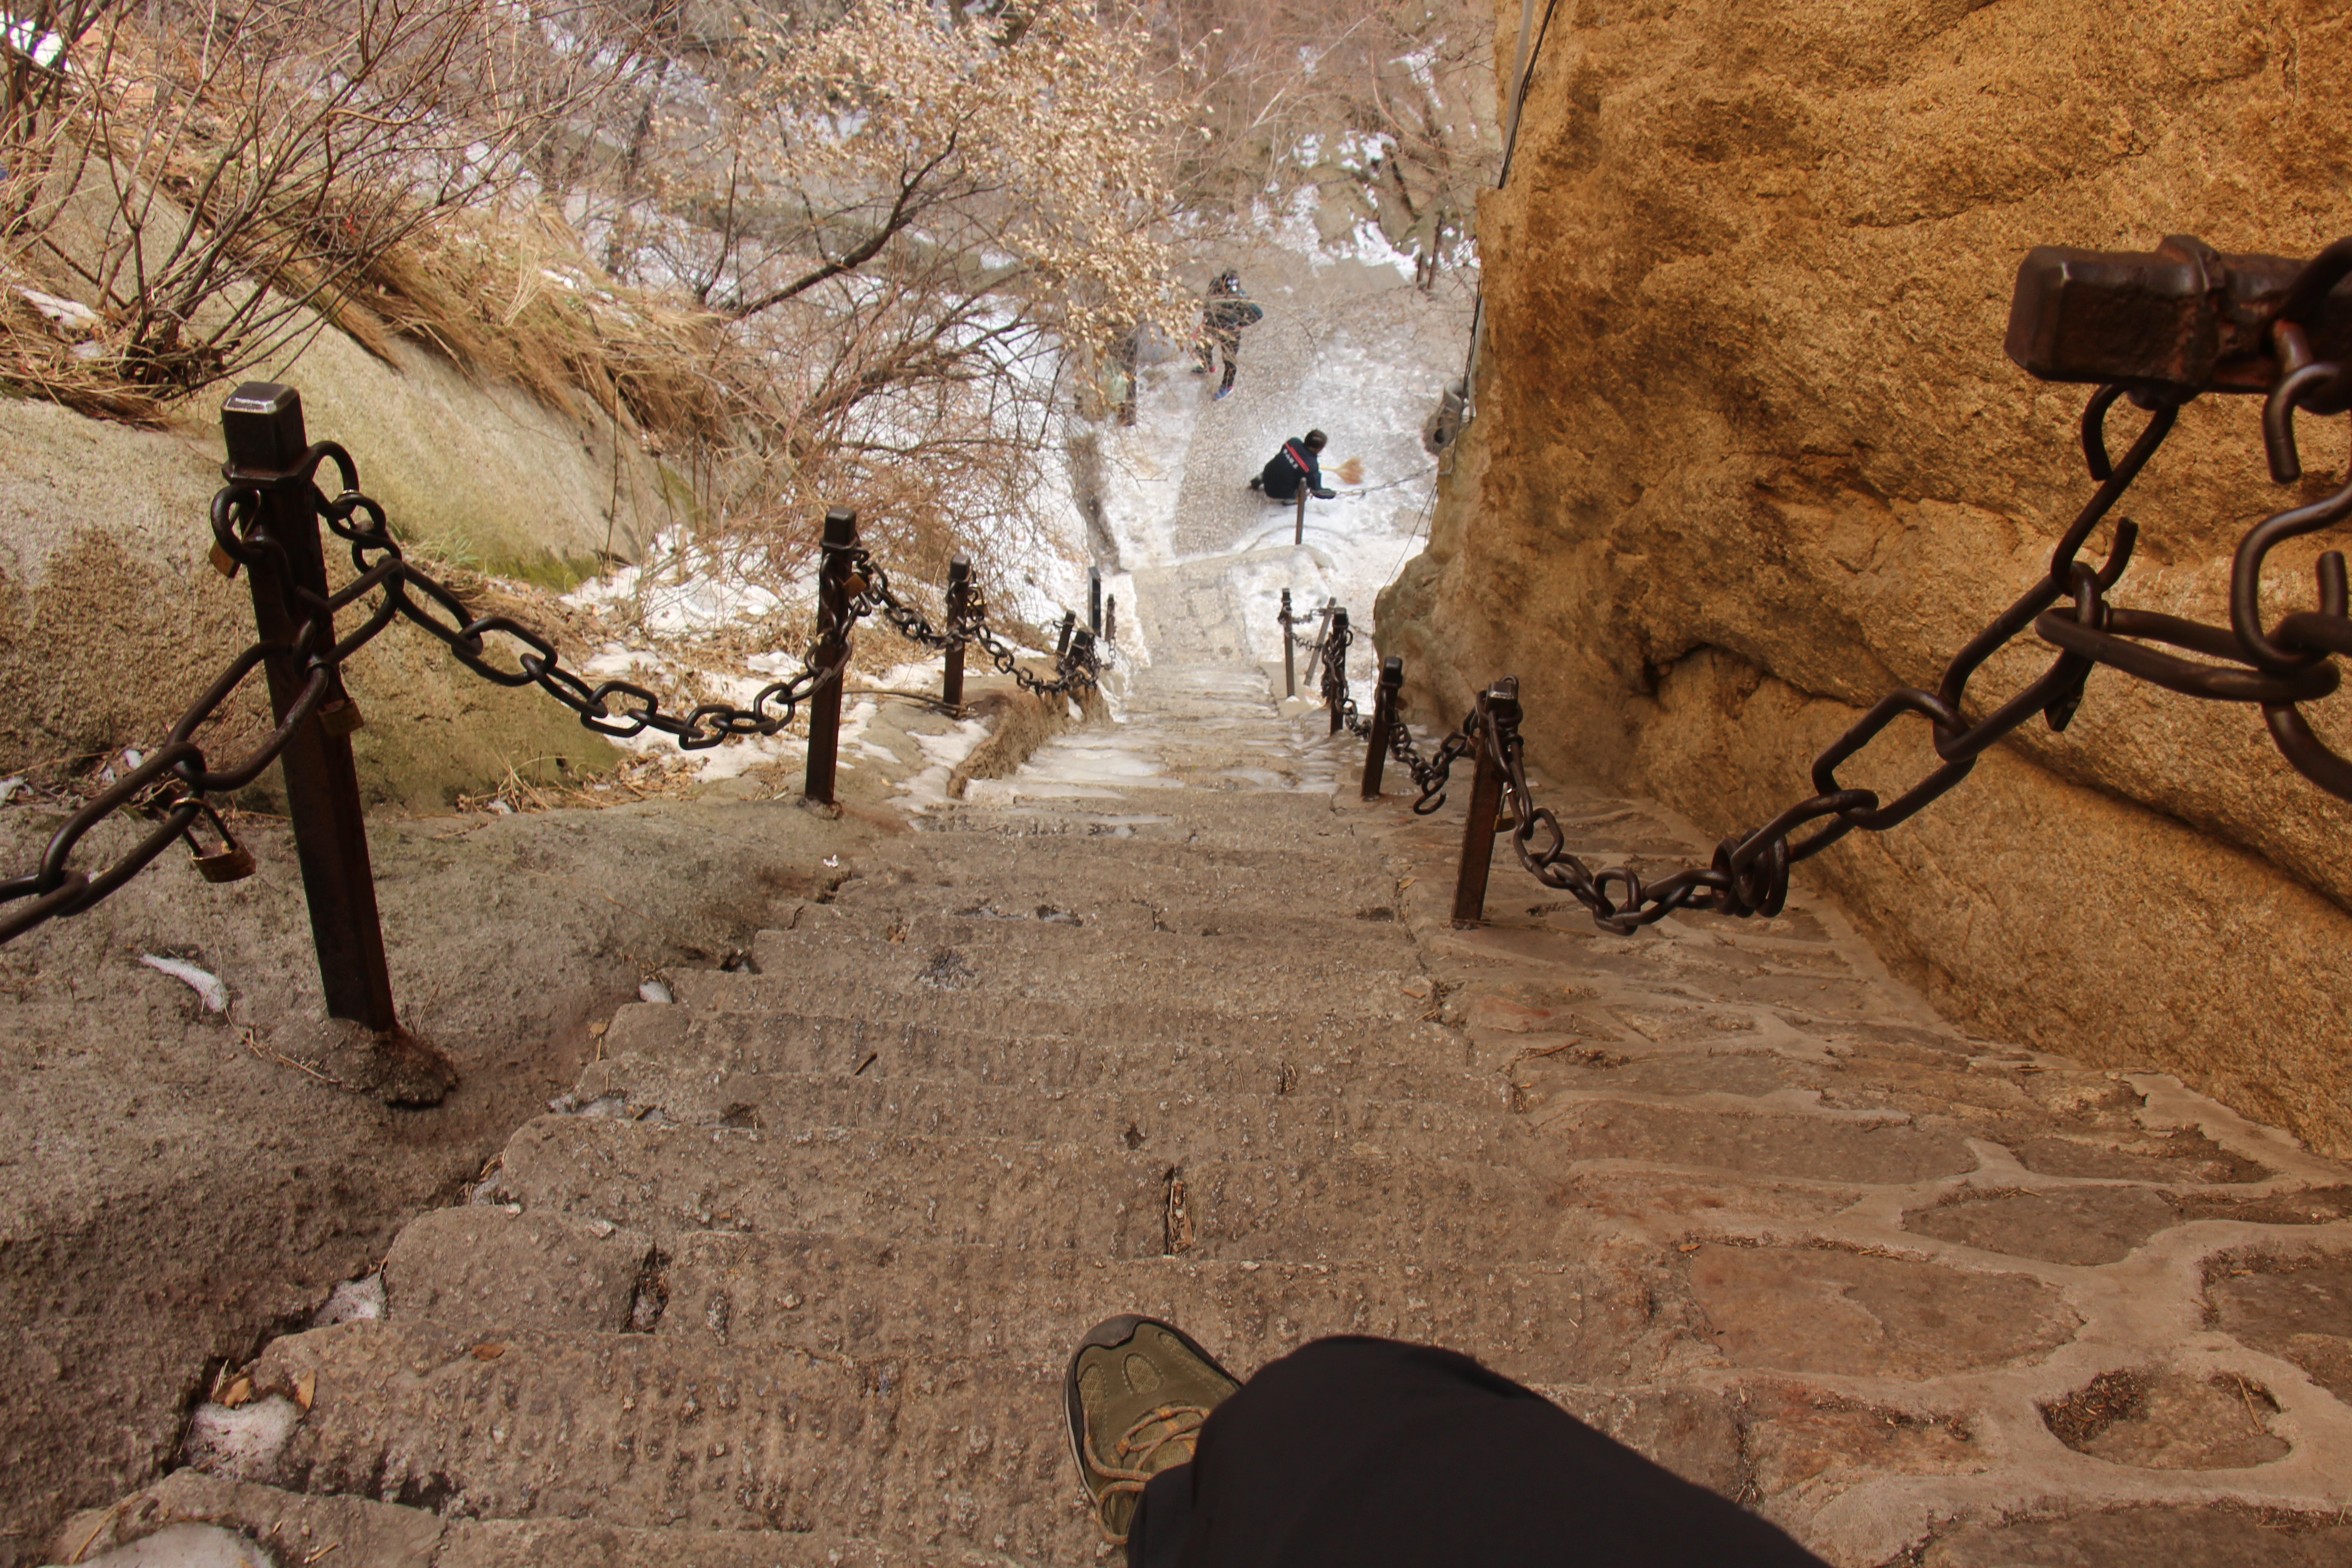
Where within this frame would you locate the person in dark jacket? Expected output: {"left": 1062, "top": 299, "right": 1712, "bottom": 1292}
{"left": 1066, "top": 1318, "right": 1834, "bottom": 1567}
{"left": 1193, "top": 270, "right": 1264, "bottom": 400}
{"left": 1250, "top": 430, "right": 1336, "bottom": 502}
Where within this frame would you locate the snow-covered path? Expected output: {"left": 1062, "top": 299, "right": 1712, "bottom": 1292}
{"left": 1095, "top": 242, "right": 1474, "bottom": 681}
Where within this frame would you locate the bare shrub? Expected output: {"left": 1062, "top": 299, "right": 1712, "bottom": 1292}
{"left": 564, "top": 0, "right": 1194, "bottom": 600}
{"left": 3, "top": 0, "right": 1200, "bottom": 618}
{"left": 1159, "top": 0, "right": 1499, "bottom": 289}
{"left": 2, "top": 0, "right": 638, "bottom": 402}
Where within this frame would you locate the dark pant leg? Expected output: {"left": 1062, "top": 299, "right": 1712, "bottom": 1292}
{"left": 1152, "top": 1337, "right": 1828, "bottom": 1568}
{"left": 1127, "top": 1457, "right": 1195, "bottom": 1568}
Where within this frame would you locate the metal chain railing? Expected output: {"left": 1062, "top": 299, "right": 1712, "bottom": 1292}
{"left": 1397, "top": 705, "right": 1475, "bottom": 812}
{"left": 1318, "top": 609, "right": 1371, "bottom": 737}
{"left": 855, "top": 563, "right": 1105, "bottom": 700}
{"left": 1, "top": 384, "right": 1103, "bottom": 975}
{"left": 1, "top": 455, "right": 882, "bottom": 948}
{"left": 1422, "top": 235, "right": 2352, "bottom": 933}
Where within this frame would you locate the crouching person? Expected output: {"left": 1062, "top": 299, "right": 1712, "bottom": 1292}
{"left": 1249, "top": 430, "right": 1336, "bottom": 502}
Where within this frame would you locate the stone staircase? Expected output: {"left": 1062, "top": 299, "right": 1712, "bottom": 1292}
{"left": 52, "top": 661, "right": 2352, "bottom": 1567}
{"left": 53, "top": 663, "right": 1552, "bottom": 1565}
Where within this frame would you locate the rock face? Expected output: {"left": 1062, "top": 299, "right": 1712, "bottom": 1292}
{"left": 1381, "top": 0, "right": 2352, "bottom": 1156}
{"left": 0, "top": 323, "right": 667, "bottom": 806}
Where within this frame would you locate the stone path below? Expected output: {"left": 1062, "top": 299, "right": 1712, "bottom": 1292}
{"left": 52, "top": 663, "right": 2352, "bottom": 1567}
{"left": 1362, "top": 761, "right": 2352, "bottom": 1565}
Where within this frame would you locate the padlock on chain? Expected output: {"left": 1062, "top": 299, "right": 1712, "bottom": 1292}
{"left": 192, "top": 843, "right": 257, "bottom": 883}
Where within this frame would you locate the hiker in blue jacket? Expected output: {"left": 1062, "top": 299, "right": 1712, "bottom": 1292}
{"left": 1193, "top": 270, "right": 1264, "bottom": 401}
{"left": 1250, "top": 430, "right": 1337, "bottom": 502}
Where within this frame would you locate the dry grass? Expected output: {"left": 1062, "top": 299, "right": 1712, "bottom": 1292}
{"left": 329, "top": 211, "right": 736, "bottom": 451}
{"left": 0, "top": 288, "right": 171, "bottom": 425}
{"left": 423, "top": 553, "right": 956, "bottom": 818}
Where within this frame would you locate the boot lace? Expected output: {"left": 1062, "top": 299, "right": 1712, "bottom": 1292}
{"left": 1088, "top": 1402, "right": 1214, "bottom": 1541}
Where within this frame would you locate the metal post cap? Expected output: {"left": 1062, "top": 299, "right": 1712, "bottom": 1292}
{"left": 220, "top": 382, "right": 308, "bottom": 473}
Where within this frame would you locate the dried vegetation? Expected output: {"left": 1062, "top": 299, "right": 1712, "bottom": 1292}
{"left": 1, "top": 0, "right": 1198, "bottom": 568}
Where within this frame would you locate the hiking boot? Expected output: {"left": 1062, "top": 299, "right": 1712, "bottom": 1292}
{"left": 1065, "top": 1315, "right": 1240, "bottom": 1544}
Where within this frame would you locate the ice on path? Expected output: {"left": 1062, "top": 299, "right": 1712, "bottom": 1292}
{"left": 47, "top": 1522, "right": 277, "bottom": 1568}
{"left": 137, "top": 955, "right": 227, "bottom": 1013}
{"left": 181, "top": 1396, "right": 302, "bottom": 1482}
{"left": 310, "top": 1273, "right": 386, "bottom": 1327}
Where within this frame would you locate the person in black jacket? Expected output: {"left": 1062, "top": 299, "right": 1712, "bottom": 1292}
{"left": 1193, "top": 270, "right": 1264, "bottom": 400}
{"left": 1066, "top": 1318, "right": 1833, "bottom": 1568}
{"left": 1250, "top": 430, "right": 1336, "bottom": 502}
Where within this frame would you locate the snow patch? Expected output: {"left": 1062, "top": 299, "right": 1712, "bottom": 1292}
{"left": 137, "top": 955, "right": 227, "bottom": 1013}
{"left": 894, "top": 715, "right": 992, "bottom": 810}
{"left": 181, "top": 1396, "right": 302, "bottom": 1482}
{"left": 311, "top": 1273, "right": 386, "bottom": 1327}
{"left": 17, "top": 285, "right": 99, "bottom": 333}
{"left": 64, "top": 1522, "right": 277, "bottom": 1568}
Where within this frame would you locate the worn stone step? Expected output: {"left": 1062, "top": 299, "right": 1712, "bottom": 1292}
{"left": 742, "top": 920, "right": 1416, "bottom": 1020}
{"left": 663, "top": 975, "right": 1455, "bottom": 1083}
{"left": 223, "top": 1320, "right": 1096, "bottom": 1554}
{"left": 967, "top": 761, "right": 1332, "bottom": 797}
{"left": 582, "top": 1002, "right": 1499, "bottom": 1110}
{"left": 647, "top": 1235, "right": 1620, "bottom": 1383}
{"left": 771, "top": 902, "right": 1414, "bottom": 956}
{"left": 859, "top": 823, "right": 1380, "bottom": 874}
{"left": 838, "top": 838, "right": 1395, "bottom": 920}
{"left": 487, "top": 1114, "right": 1570, "bottom": 1261}
{"left": 1010, "top": 731, "right": 1308, "bottom": 766}
{"left": 368, "top": 1207, "right": 1613, "bottom": 1385}
{"left": 562, "top": 1063, "right": 1507, "bottom": 1161}
{"left": 798, "top": 894, "right": 1416, "bottom": 955}
{"left": 912, "top": 796, "right": 1361, "bottom": 853}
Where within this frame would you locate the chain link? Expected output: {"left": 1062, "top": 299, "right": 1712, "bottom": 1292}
{"left": 1443, "top": 384, "right": 2172, "bottom": 934}
{"left": 1319, "top": 613, "right": 1371, "bottom": 736}
{"left": 852, "top": 564, "right": 1105, "bottom": 700}
{"left": 3, "top": 444, "right": 1094, "bottom": 944}
{"left": 1454, "top": 284, "right": 2352, "bottom": 931}
{"left": 1401, "top": 711, "right": 1477, "bottom": 814}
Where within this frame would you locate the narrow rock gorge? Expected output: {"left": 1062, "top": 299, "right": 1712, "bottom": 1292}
{"left": 1382, "top": 0, "right": 2352, "bottom": 1156}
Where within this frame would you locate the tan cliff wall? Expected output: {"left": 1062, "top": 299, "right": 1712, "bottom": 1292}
{"left": 1, "top": 320, "right": 681, "bottom": 807}
{"left": 1379, "top": 0, "right": 2352, "bottom": 1155}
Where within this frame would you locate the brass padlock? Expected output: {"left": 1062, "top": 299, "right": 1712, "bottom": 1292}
{"left": 208, "top": 541, "right": 241, "bottom": 580}
{"left": 318, "top": 696, "right": 366, "bottom": 736}
{"left": 194, "top": 845, "right": 256, "bottom": 883}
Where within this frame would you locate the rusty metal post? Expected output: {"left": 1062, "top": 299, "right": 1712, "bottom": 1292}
{"left": 1327, "top": 608, "right": 1349, "bottom": 734}
{"left": 1294, "top": 485, "right": 1306, "bottom": 547}
{"left": 219, "top": 384, "right": 398, "bottom": 1031}
{"left": 803, "top": 508, "right": 858, "bottom": 806}
{"left": 942, "top": 555, "right": 970, "bottom": 709}
{"left": 1362, "top": 655, "right": 1401, "bottom": 801}
{"left": 1055, "top": 610, "right": 1076, "bottom": 658}
{"left": 1450, "top": 679, "right": 1518, "bottom": 926}
{"left": 1279, "top": 589, "right": 1296, "bottom": 698}
{"left": 1089, "top": 568, "right": 1102, "bottom": 634}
